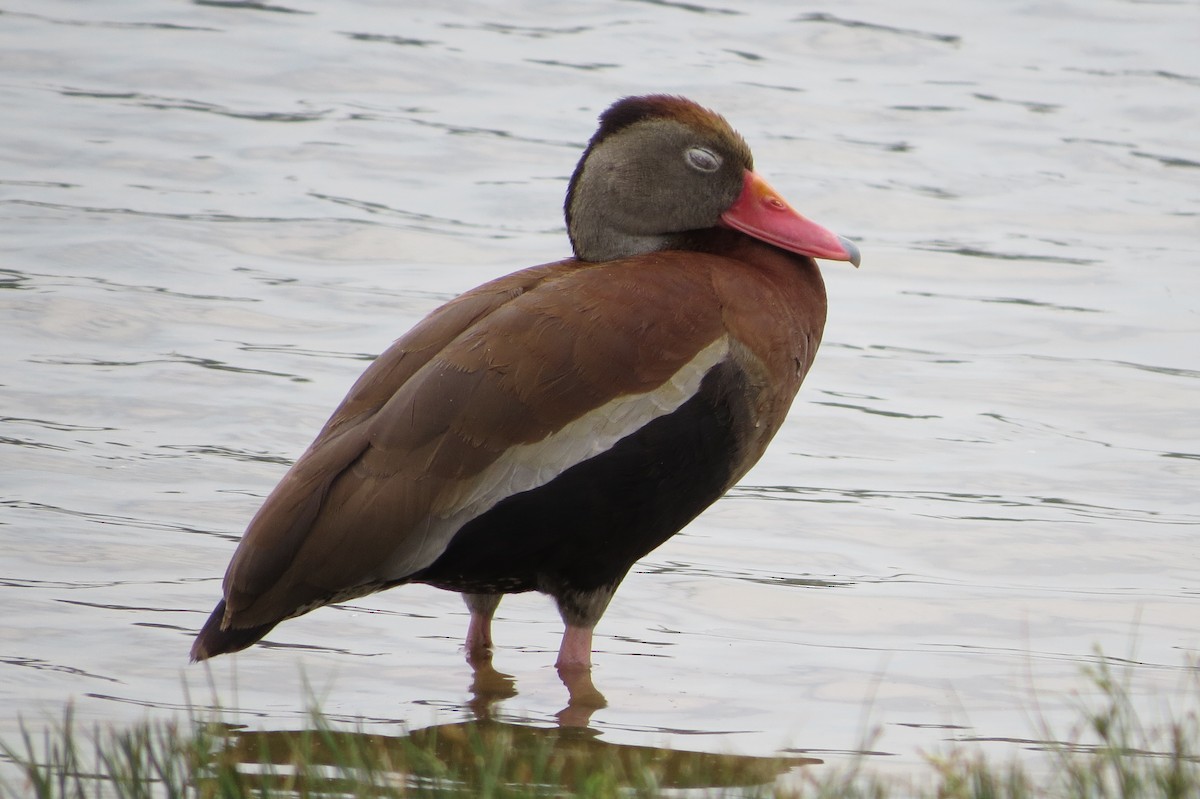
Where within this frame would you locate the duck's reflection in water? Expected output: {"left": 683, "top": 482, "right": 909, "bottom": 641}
{"left": 209, "top": 660, "right": 819, "bottom": 794}
{"left": 467, "top": 658, "right": 605, "bottom": 727}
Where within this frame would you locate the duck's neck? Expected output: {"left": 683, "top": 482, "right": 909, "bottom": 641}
{"left": 564, "top": 181, "right": 668, "bottom": 262}
{"left": 567, "top": 225, "right": 684, "bottom": 262}
{"left": 566, "top": 217, "right": 800, "bottom": 264}
{"left": 564, "top": 140, "right": 688, "bottom": 262}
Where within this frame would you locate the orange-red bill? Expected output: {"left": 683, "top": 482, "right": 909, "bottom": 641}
{"left": 720, "top": 170, "right": 861, "bottom": 267}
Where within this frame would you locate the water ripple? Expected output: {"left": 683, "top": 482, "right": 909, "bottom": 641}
{"left": 0, "top": 436, "right": 68, "bottom": 452}
{"left": 1131, "top": 150, "right": 1200, "bottom": 169}
{"left": 0, "top": 8, "right": 218, "bottom": 31}
{"left": 2, "top": 656, "right": 120, "bottom": 683}
{"left": 2, "top": 198, "right": 375, "bottom": 226}
{"left": 29, "top": 352, "right": 308, "bottom": 381}
{"left": 443, "top": 21, "right": 597, "bottom": 37}
{"left": 793, "top": 12, "right": 960, "bottom": 44}
{"left": 12, "top": 268, "right": 257, "bottom": 303}
{"left": 340, "top": 31, "right": 440, "bottom": 47}
{"left": 0, "top": 500, "right": 228, "bottom": 539}
{"left": 156, "top": 444, "right": 293, "bottom": 465}
{"left": 729, "top": 485, "right": 1197, "bottom": 526}
{"left": 308, "top": 192, "right": 519, "bottom": 235}
{"left": 902, "top": 290, "right": 1103, "bottom": 314}
{"left": 526, "top": 58, "right": 619, "bottom": 71}
{"left": 1, "top": 416, "right": 116, "bottom": 433}
{"left": 811, "top": 400, "right": 941, "bottom": 420}
{"left": 58, "top": 87, "right": 330, "bottom": 123}
{"left": 624, "top": 0, "right": 741, "bottom": 16}
{"left": 972, "top": 93, "right": 1060, "bottom": 114}
{"left": 234, "top": 341, "right": 376, "bottom": 362}
{"left": 192, "top": 0, "right": 312, "bottom": 15}
{"left": 914, "top": 241, "right": 1098, "bottom": 265}
{"left": 1063, "top": 66, "right": 1200, "bottom": 87}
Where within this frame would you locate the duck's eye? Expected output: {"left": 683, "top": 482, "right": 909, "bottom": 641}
{"left": 685, "top": 146, "right": 722, "bottom": 173}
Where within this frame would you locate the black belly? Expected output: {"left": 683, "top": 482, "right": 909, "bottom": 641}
{"left": 413, "top": 361, "right": 751, "bottom": 598}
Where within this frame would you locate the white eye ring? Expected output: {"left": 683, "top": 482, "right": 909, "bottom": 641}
{"left": 685, "top": 146, "right": 722, "bottom": 172}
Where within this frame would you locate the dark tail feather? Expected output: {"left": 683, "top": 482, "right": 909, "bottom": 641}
{"left": 190, "top": 599, "right": 278, "bottom": 662}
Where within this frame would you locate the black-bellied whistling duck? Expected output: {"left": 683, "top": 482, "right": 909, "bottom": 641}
{"left": 191, "top": 94, "right": 860, "bottom": 673}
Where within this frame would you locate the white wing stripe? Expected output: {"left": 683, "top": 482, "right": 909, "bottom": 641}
{"left": 446, "top": 335, "right": 730, "bottom": 517}
{"left": 380, "top": 336, "right": 730, "bottom": 580}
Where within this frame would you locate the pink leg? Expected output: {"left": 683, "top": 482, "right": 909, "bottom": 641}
{"left": 556, "top": 625, "right": 605, "bottom": 720}
{"left": 555, "top": 624, "right": 594, "bottom": 671}
{"left": 462, "top": 593, "right": 501, "bottom": 663}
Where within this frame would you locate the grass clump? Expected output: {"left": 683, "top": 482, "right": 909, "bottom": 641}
{"left": 2, "top": 656, "right": 1198, "bottom": 798}
{"left": 1, "top": 708, "right": 787, "bottom": 799}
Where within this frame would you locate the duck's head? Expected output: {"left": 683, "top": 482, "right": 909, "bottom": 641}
{"left": 565, "top": 94, "right": 860, "bottom": 268}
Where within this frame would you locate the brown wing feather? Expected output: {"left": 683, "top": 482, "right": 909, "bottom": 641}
{"left": 219, "top": 256, "right": 740, "bottom": 630}
{"left": 221, "top": 262, "right": 565, "bottom": 625}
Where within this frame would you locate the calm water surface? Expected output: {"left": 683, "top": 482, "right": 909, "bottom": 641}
{"left": 2, "top": 0, "right": 1198, "bottom": 788}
